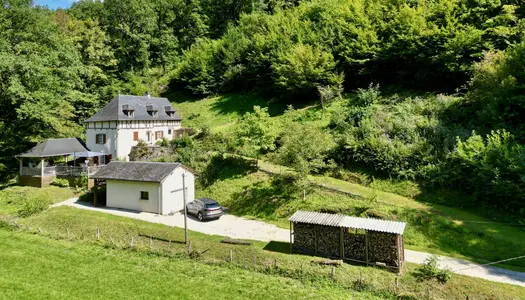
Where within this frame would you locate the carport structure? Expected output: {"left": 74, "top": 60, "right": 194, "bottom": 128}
{"left": 289, "top": 211, "right": 406, "bottom": 272}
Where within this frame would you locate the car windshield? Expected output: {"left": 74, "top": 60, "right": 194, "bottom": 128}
{"left": 205, "top": 203, "right": 219, "bottom": 208}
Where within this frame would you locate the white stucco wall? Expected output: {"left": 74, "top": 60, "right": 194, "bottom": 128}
{"left": 86, "top": 121, "right": 118, "bottom": 159}
{"left": 106, "top": 180, "right": 161, "bottom": 214}
{"left": 86, "top": 120, "right": 181, "bottom": 161}
{"left": 161, "top": 167, "right": 195, "bottom": 215}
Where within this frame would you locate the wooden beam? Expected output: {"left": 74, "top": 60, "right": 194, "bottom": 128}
{"left": 289, "top": 222, "right": 293, "bottom": 254}
{"left": 314, "top": 227, "right": 318, "bottom": 255}
{"left": 93, "top": 180, "right": 98, "bottom": 207}
{"left": 365, "top": 230, "right": 369, "bottom": 265}
{"left": 339, "top": 227, "right": 344, "bottom": 259}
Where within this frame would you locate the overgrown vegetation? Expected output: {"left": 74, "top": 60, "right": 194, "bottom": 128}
{"left": 0, "top": 187, "right": 75, "bottom": 217}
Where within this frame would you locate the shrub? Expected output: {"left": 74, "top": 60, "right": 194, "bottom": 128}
{"left": 414, "top": 255, "right": 452, "bottom": 284}
{"left": 17, "top": 196, "right": 52, "bottom": 218}
{"left": 156, "top": 137, "right": 169, "bottom": 147}
{"left": 51, "top": 178, "right": 70, "bottom": 188}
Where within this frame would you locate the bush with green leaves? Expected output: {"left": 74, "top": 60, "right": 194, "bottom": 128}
{"left": 414, "top": 255, "right": 452, "bottom": 284}
{"left": 51, "top": 178, "right": 70, "bottom": 188}
{"left": 426, "top": 130, "right": 525, "bottom": 215}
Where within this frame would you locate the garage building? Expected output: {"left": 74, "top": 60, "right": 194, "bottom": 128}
{"left": 91, "top": 161, "right": 195, "bottom": 215}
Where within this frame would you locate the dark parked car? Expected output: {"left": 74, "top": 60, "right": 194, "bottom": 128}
{"left": 186, "top": 198, "right": 223, "bottom": 221}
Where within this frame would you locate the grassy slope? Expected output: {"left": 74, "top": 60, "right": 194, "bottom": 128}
{"left": 0, "top": 230, "right": 352, "bottom": 300}
{"left": 9, "top": 206, "right": 525, "bottom": 300}
{"left": 0, "top": 186, "right": 75, "bottom": 216}
{"left": 168, "top": 93, "right": 525, "bottom": 271}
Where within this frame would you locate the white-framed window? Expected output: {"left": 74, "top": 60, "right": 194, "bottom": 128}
{"left": 140, "top": 191, "right": 149, "bottom": 200}
{"left": 155, "top": 131, "right": 163, "bottom": 140}
{"left": 96, "top": 134, "right": 106, "bottom": 144}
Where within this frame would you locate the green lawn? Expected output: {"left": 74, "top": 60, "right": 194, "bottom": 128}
{"left": 8, "top": 206, "right": 524, "bottom": 300}
{"left": 0, "top": 230, "right": 356, "bottom": 300}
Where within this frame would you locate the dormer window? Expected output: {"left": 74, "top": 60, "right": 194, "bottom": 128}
{"left": 122, "top": 104, "right": 135, "bottom": 118}
{"left": 165, "top": 106, "right": 176, "bottom": 118}
{"left": 146, "top": 105, "right": 158, "bottom": 117}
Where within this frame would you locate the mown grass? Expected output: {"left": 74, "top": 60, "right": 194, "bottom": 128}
{"left": 0, "top": 230, "right": 356, "bottom": 300}
{"left": 10, "top": 206, "right": 525, "bottom": 300}
{"left": 0, "top": 186, "right": 75, "bottom": 216}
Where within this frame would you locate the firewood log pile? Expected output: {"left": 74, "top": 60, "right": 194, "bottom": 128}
{"left": 316, "top": 225, "right": 340, "bottom": 257}
{"left": 344, "top": 232, "right": 366, "bottom": 261}
{"left": 293, "top": 223, "right": 316, "bottom": 254}
{"left": 368, "top": 231, "right": 401, "bottom": 267}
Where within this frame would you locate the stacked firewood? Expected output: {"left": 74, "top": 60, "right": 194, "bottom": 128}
{"left": 344, "top": 233, "right": 366, "bottom": 261}
{"left": 368, "top": 231, "right": 400, "bottom": 267}
{"left": 293, "top": 223, "right": 316, "bottom": 254}
{"left": 316, "top": 225, "right": 340, "bottom": 257}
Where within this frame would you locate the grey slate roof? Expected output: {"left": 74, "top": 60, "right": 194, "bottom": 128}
{"left": 17, "top": 138, "right": 90, "bottom": 158}
{"left": 85, "top": 94, "right": 182, "bottom": 122}
{"left": 91, "top": 161, "right": 190, "bottom": 183}
{"left": 289, "top": 210, "right": 406, "bottom": 235}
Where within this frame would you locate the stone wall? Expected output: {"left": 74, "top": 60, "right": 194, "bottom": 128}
{"left": 129, "top": 145, "right": 172, "bottom": 161}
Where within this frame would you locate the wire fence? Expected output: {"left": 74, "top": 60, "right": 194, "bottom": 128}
{"left": 3, "top": 218, "right": 496, "bottom": 300}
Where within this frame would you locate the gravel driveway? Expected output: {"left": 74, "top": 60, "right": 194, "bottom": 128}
{"left": 52, "top": 198, "right": 289, "bottom": 242}
{"left": 53, "top": 198, "right": 525, "bottom": 287}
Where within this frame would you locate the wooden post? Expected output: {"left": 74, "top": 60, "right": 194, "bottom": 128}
{"left": 40, "top": 159, "right": 44, "bottom": 177}
{"left": 289, "top": 222, "right": 293, "bottom": 254}
{"left": 182, "top": 173, "right": 188, "bottom": 245}
{"left": 130, "top": 237, "right": 134, "bottom": 248}
{"left": 229, "top": 249, "right": 233, "bottom": 262}
{"left": 365, "top": 230, "right": 369, "bottom": 265}
{"left": 314, "top": 227, "right": 318, "bottom": 255}
{"left": 19, "top": 158, "right": 22, "bottom": 176}
{"left": 93, "top": 181, "right": 98, "bottom": 207}
{"left": 253, "top": 255, "right": 257, "bottom": 265}
{"left": 331, "top": 266, "right": 335, "bottom": 278}
{"left": 149, "top": 236, "right": 153, "bottom": 249}
{"left": 397, "top": 234, "right": 401, "bottom": 273}
{"left": 339, "top": 227, "right": 344, "bottom": 258}
{"left": 96, "top": 228, "right": 100, "bottom": 240}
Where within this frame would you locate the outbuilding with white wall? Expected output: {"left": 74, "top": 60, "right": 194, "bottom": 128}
{"left": 91, "top": 161, "right": 195, "bottom": 215}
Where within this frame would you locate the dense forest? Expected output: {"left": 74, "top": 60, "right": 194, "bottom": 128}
{"left": 1, "top": 0, "right": 524, "bottom": 215}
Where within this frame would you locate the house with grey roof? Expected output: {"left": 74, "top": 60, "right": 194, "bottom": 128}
{"left": 91, "top": 161, "right": 195, "bottom": 215}
{"left": 85, "top": 93, "right": 182, "bottom": 161}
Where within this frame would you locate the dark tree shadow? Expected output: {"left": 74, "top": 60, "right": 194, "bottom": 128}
{"left": 200, "top": 154, "right": 256, "bottom": 187}
{"left": 263, "top": 241, "right": 291, "bottom": 254}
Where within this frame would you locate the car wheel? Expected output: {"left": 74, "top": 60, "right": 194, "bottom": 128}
{"left": 197, "top": 212, "right": 203, "bottom": 221}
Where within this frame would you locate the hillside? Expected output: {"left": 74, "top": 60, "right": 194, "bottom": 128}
{"left": 164, "top": 92, "right": 525, "bottom": 272}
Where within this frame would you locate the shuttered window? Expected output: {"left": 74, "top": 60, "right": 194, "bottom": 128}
{"left": 155, "top": 131, "right": 163, "bottom": 140}
{"left": 96, "top": 134, "right": 106, "bottom": 144}
{"left": 133, "top": 131, "right": 139, "bottom": 141}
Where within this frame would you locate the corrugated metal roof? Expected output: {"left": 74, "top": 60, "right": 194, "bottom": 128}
{"left": 288, "top": 210, "right": 406, "bottom": 235}
{"left": 340, "top": 216, "right": 406, "bottom": 234}
{"left": 289, "top": 211, "right": 346, "bottom": 227}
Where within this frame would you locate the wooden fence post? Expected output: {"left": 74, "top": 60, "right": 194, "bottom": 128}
{"left": 96, "top": 228, "right": 100, "bottom": 240}
{"left": 229, "top": 250, "right": 233, "bottom": 262}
